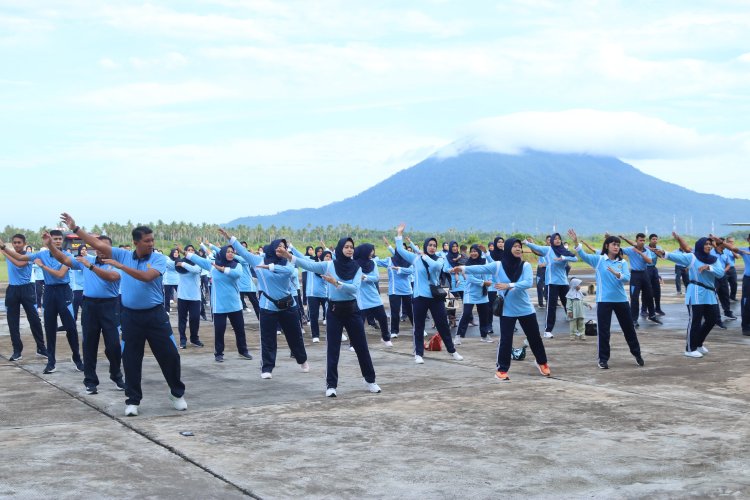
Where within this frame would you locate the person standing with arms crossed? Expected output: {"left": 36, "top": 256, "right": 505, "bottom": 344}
{"left": 60, "top": 213, "right": 186, "bottom": 416}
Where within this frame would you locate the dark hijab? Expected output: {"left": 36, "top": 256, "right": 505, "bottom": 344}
{"left": 550, "top": 232, "right": 575, "bottom": 257}
{"left": 694, "top": 237, "right": 717, "bottom": 265}
{"left": 214, "top": 245, "right": 238, "bottom": 269}
{"left": 501, "top": 238, "right": 524, "bottom": 283}
{"left": 445, "top": 240, "right": 461, "bottom": 268}
{"left": 333, "top": 237, "right": 360, "bottom": 281}
{"left": 263, "top": 239, "right": 288, "bottom": 266}
{"left": 353, "top": 243, "right": 375, "bottom": 274}
{"left": 490, "top": 236, "right": 504, "bottom": 262}
{"left": 391, "top": 243, "right": 410, "bottom": 268}
{"left": 313, "top": 246, "right": 324, "bottom": 262}
{"left": 466, "top": 244, "right": 486, "bottom": 266}
{"left": 423, "top": 238, "right": 439, "bottom": 261}
{"left": 168, "top": 248, "right": 180, "bottom": 261}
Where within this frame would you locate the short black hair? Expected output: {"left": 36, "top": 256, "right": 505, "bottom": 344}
{"left": 636, "top": 233, "right": 646, "bottom": 239}
{"left": 98, "top": 235, "right": 113, "bottom": 245}
{"left": 11, "top": 233, "right": 26, "bottom": 242}
{"left": 648, "top": 234, "right": 658, "bottom": 240}
{"left": 132, "top": 226, "right": 153, "bottom": 242}
{"left": 49, "top": 229, "right": 63, "bottom": 237}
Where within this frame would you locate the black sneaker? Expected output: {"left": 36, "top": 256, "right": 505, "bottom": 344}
{"left": 36, "top": 348, "right": 48, "bottom": 358}
{"left": 111, "top": 376, "right": 126, "bottom": 391}
{"left": 598, "top": 360, "right": 609, "bottom": 369}
{"left": 43, "top": 364, "right": 56, "bottom": 374}
{"left": 71, "top": 356, "right": 84, "bottom": 372}
{"left": 647, "top": 316, "right": 663, "bottom": 325}
{"left": 200, "top": 314, "right": 208, "bottom": 321}
{"left": 743, "top": 329, "right": 750, "bottom": 336}
{"left": 190, "top": 340, "right": 204, "bottom": 347}
{"left": 635, "top": 355, "right": 645, "bottom": 367}
{"left": 633, "top": 321, "right": 640, "bottom": 329}
{"left": 716, "top": 322, "right": 727, "bottom": 330}
{"left": 725, "top": 312, "right": 737, "bottom": 320}
{"left": 655, "top": 310, "right": 666, "bottom": 316}
{"left": 9, "top": 352, "right": 23, "bottom": 362}
{"left": 179, "top": 342, "right": 186, "bottom": 349}
{"left": 215, "top": 354, "right": 224, "bottom": 363}
{"left": 85, "top": 385, "right": 98, "bottom": 395}
{"left": 238, "top": 351, "right": 253, "bottom": 360}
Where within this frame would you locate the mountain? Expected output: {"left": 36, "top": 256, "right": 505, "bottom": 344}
{"left": 226, "top": 150, "right": 750, "bottom": 234}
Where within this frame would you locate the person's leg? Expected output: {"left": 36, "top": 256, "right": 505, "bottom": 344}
{"left": 258, "top": 309, "right": 279, "bottom": 373}
{"left": 596, "top": 302, "right": 614, "bottom": 364}
{"left": 650, "top": 268, "right": 663, "bottom": 313}
{"left": 402, "top": 295, "right": 413, "bottom": 325}
{"left": 308, "top": 296, "right": 321, "bottom": 338}
{"left": 72, "top": 289, "right": 84, "bottom": 322}
{"left": 43, "top": 287, "right": 59, "bottom": 366}
{"left": 98, "top": 301, "right": 123, "bottom": 382}
{"left": 742, "top": 275, "right": 750, "bottom": 332}
{"left": 81, "top": 300, "right": 101, "bottom": 388}
{"left": 728, "top": 267, "right": 738, "bottom": 301}
{"left": 686, "top": 305, "right": 703, "bottom": 352}
{"left": 674, "top": 267, "right": 682, "bottom": 293}
{"left": 613, "top": 302, "right": 642, "bottom": 359}
{"left": 697, "top": 304, "right": 717, "bottom": 348}
{"left": 640, "top": 272, "right": 655, "bottom": 317}
{"left": 325, "top": 311, "right": 344, "bottom": 389}
{"left": 456, "top": 303, "right": 473, "bottom": 339}
{"left": 717, "top": 277, "right": 731, "bottom": 316}
{"left": 477, "top": 302, "right": 491, "bottom": 338}
{"left": 120, "top": 308, "right": 147, "bottom": 406}
{"left": 227, "top": 310, "right": 248, "bottom": 354}
{"left": 389, "top": 295, "right": 401, "bottom": 335}
{"left": 35, "top": 280, "right": 44, "bottom": 309}
{"left": 20, "top": 284, "right": 46, "bottom": 352}
{"left": 518, "top": 313, "right": 547, "bottom": 365}
{"left": 629, "top": 272, "right": 643, "bottom": 322}
{"left": 427, "top": 298, "right": 456, "bottom": 353}
{"left": 177, "top": 299, "right": 188, "bottom": 345}
{"left": 279, "top": 307, "right": 308, "bottom": 364}
{"left": 411, "top": 297, "right": 428, "bottom": 357}
{"left": 5, "top": 286, "right": 23, "bottom": 355}
{"left": 144, "top": 306, "right": 185, "bottom": 399}
{"left": 372, "top": 305, "right": 391, "bottom": 341}
{"left": 247, "top": 292, "right": 260, "bottom": 319}
{"left": 240, "top": 291, "right": 249, "bottom": 310}
{"left": 497, "top": 316, "right": 516, "bottom": 372}
{"left": 213, "top": 313, "right": 227, "bottom": 356}
{"left": 187, "top": 300, "right": 201, "bottom": 343}
{"left": 343, "top": 312, "right": 376, "bottom": 383}
{"left": 545, "top": 284, "right": 560, "bottom": 332}
{"left": 536, "top": 274, "right": 545, "bottom": 306}
{"left": 59, "top": 286, "right": 82, "bottom": 363}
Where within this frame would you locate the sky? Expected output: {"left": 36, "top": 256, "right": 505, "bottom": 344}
{"left": 2, "top": 0, "right": 749, "bottom": 230}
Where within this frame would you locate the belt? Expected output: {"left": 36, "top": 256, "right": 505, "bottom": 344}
{"left": 83, "top": 296, "right": 118, "bottom": 303}
{"left": 8, "top": 282, "right": 34, "bottom": 287}
{"left": 122, "top": 304, "right": 163, "bottom": 313}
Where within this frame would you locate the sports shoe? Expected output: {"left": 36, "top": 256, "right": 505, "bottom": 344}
{"left": 390, "top": 332, "right": 399, "bottom": 339}
{"left": 543, "top": 331, "right": 554, "bottom": 339}
{"left": 684, "top": 350, "right": 703, "bottom": 358}
{"left": 277, "top": 330, "right": 282, "bottom": 336}
{"left": 9, "top": 352, "right": 22, "bottom": 361}
{"left": 312, "top": 337, "right": 320, "bottom": 343}
{"left": 454, "top": 336, "right": 462, "bottom": 345}
{"left": 364, "top": 380, "right": 381, "bottom": 393}
{"left": 300, "top": 361, "right": 310, "bottom": 373}
{"left": 536, "top": 363, "right": 551, "bottom": 377}
{"left": 169, "top": 393, "right": 188, "bottom": 411}
{"left": 597, "top": 360, "right": 609, "bottom": 369}
{"left": 468, "top": 321, "right": 478, "bottom": 327}
{"left": 724, "top": 312, "right": 737, "bottom": 320}
{"left": 325, "top": 387, "right": 337, "bottom": 397}
{"left": 190, "top": 340, "right": 204, "bottom": 347}
{"left": 655, "top": 310, "right": 666, "bottom": 316}
{"left": 111, "top": 376, "right": 126, "bottom": 391}
{"left": 36, "top": 348, "right": 48, "bottom": 358}
{"left": 124, "top": 404, "right": 138, "bottom": 416}
{"left": 322, "top": 319, "right": 327, "bottom": 326}
{"left": 450, "top": 351, "right": 464, "bottom": 361}
{"left": 697, "top": 346, "right": 709, "bottom": 355}
{"left": 215, "top": 354, "right": 224, "bottom": 363}
{"left": 85, "top": 385, "right": 98, "bottom": 395}
{"left": 341, "top": 333, "right": 348, "bottom": 341}
{"left": 640, "top": 311, "right": 648, "bottom": 318}
{"left": 179, "top": 342, "right": 186, "bottom": 349}
{"left": 414, "top": 355, "right": 424, "bottom": 364}
{"left": 647, "top": 316, "right": 663, "bottom": 325}
{"left": 570, "top": 335, "right": 577, "bottom": 341}
{"left": 495, "top": 371, "right": 510, "bottom": 381}
{"left": 238, "top": 351, "right": 253, "bottom": 360}
{"left": 633, "top": 321, "right": 640, "bottom": 329}
{"left": 716, "top": 322, "right": 727, "bottom": 330}
{"left": 480, "top": 337, "right": 494, "bottom": 343}
{"left": 43, "top": 364, "right": 56, "bottom": 374}
{"left": 348, "top": 346, "right": 355, "bottom": 352}
{"left": 635, "top": 355, "right": 645, "bottom": 367}
{"left": 71, "top": 356, "right": 84, "bottom": 372}
{"left": 383, "top": 340, "right": 393, "bottom": 347}
{"left": 261, "top": 372, "right": 273, "bottom": 379}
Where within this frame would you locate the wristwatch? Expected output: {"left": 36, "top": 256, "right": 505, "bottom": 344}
{"left": 336, "top": 280, "right": 342, "bottom": 287}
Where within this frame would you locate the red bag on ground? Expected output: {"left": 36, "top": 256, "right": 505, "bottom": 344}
{"left": 425, "top": 333, "right": 442, "bottom": 351}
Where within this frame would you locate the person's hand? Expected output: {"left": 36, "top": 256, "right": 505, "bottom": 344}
{"left": 672, "top": 231, "right": 679, "bottom": 239}
{"left": 34, "top": 258, "right": 43, "bottom": 266}
{"left": 322, "top": 273, "right": 337, "bottom": 285}
{"left": 396, "top": 222, "right": 406, "bottom": 236}
{"left": 75, "top": 256, "right": 88, "bottom": 265}
{"left": 101, "top": 258, "right": 122, "bottom": 269}
{"left": 42, "top": 232, "right": 52, "bottom": 247}
{"left": 698, "top": 264, "right": 710, "bottom": 273}
{"left": 405, "top": 236, "right": 412, "bottom": 244}
{"left": 568, "top": 312, "right": 573, "bottom": 319}
{"left": 218, "top": 228, "right": 230, "bottom": 240}
{"left": 60, "top": 212, "right": 76, "bottom": 229}
{"left": 255, "top": 264, "right": 270, "bottom": 270}
{"left": 176, "top": 261, "right": 184, "bottom": 267}
{"left": 494, "top": 283, "right": 510, "bottom": 290}
{"left": 276, "top": 247, "right": 292, "bottom": 260}
{"left": 382, "top": 236, "right": 390, "bottom": 246}
{"left": 478, "top": 245, "right": 487, "bottom": 253}
{"left": 554, "top": 257, "right": 564, "bottom": 262}
{"left": 483, "top": 280, "right": 492, "bottom": 287}
{"left": 567, "top": 228, "right": 578, "bottom": 245}
{"left": 448, "top": 267, "right": 462, "bottom": 275}
{"left": 391, "top": 266, "right": 400, "bottom": 271}
{"left": 606, "top": 266, "right": 622, "bottom": 279}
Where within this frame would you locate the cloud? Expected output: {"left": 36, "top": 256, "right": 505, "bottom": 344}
{"left": 75, "top": 81, "right": 235, "bottom": 108}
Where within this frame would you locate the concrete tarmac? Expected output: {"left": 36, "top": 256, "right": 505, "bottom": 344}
{"left": 1, "top": 281, "right": 749, "bottom": 499}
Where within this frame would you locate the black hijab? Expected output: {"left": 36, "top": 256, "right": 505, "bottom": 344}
{"left": 214, "top": 245, "right": 238, "bottom": 269}
{"left": 333, "top": 237, "right": 359, "bottom": 281}
{"left": 391, "top": 243, "right": 410, "bottom": 268}
{"left": 465, "top": 244, "right": 486, "bottom": 266}
{"left": 263, "top": 239, "right": 288, "bottom": 266}
{"left": 423, "top": 238, "right": 439, "bottom": 261}
{"left": 490, "top": 236, "right": 504, "bottom": 262}
{"left": 353, "top": 243, "right": 375, "bottom": 274}
{"left": 694, "top": 237, "right": 718, "bottom": 265}
{"left": 313, "top": 246, "right": 324, "bottom": 262}
{"left": 445, "top": 240, "right": 461, "bottom": 268}
{"left": 550, "top": 232, "right": 575, "bottom": 257}
{"left": 501, "top": 238, "right": 524, "bottom": 283}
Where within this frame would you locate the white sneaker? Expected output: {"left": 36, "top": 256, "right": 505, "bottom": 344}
{"left": 454, "top": 336, "right": 462, "bottom": 345}
{"left": 277, "top": 330, "right": 282, "bottom": 336}
{"left": 391, "top": 332, "right": 399, "bottom": 339}
{"left": 169, "top": 394, "right": 187, "bottom": 411}
{"left": 383, "top": 340, "right": 393, "bottom": 347}
{"left": 543, "top": 331, "right": 554, "bottom": 339}
{"left": 312, "top": 337, "right": 320, "bottom": 343}
{"left": 341, "top": 333, "right": 348, "bottom": 341}
{"left": 348, "top": 346, "right": 355, "bottom": 352}
{"left": 451, "top": 351, "right": 464, "bottom": 361}
{"left": 261, "top": 372, "right": 273, "bottom": 379}
{"left": 697, "top": 346, "right": 709, "bottom": 355}
{"left": 124, "top": 404, "right": 138, "bottom": 417}
{"left": 364, "top": 379, "right": 381, "bottom": 393}
{"left": 684, "top": 350, "right": 703, "bottom": 358}
{"left": 300, "top": 361, "right": 310, "bottom": 373}
{"left": 323, "top": 319, "right": 327, "bottom": 326}
{"left": 414, "top": 355, "right": 424, "bottom": 364}
{"left": 480, "top": 337, "right": 494, "bottom": 343}
{"left": 325, "top": 387, "right": 337, "bottom": 397}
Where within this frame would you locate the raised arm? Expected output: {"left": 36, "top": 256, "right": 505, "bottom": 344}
{"left": 672, "top": 231, "right": 691, "bottom": 253}
{"left": 60, "top": 213, "right": 113, "bottom": 258}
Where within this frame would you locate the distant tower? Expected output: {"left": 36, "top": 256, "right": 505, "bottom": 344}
{"left": 672, "top": 215, "right": 677, "bottom": 232}
{"left": 711, "top": 220, "right": 715, "bottom": 234}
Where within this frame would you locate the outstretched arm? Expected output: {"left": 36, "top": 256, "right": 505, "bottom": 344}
{"left": 61, "top": 213, "right": 112, "bottom": 258}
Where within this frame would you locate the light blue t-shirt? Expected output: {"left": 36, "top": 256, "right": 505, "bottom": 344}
{"left": 111, "top": 247, "right": 167, "bottom": 309}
